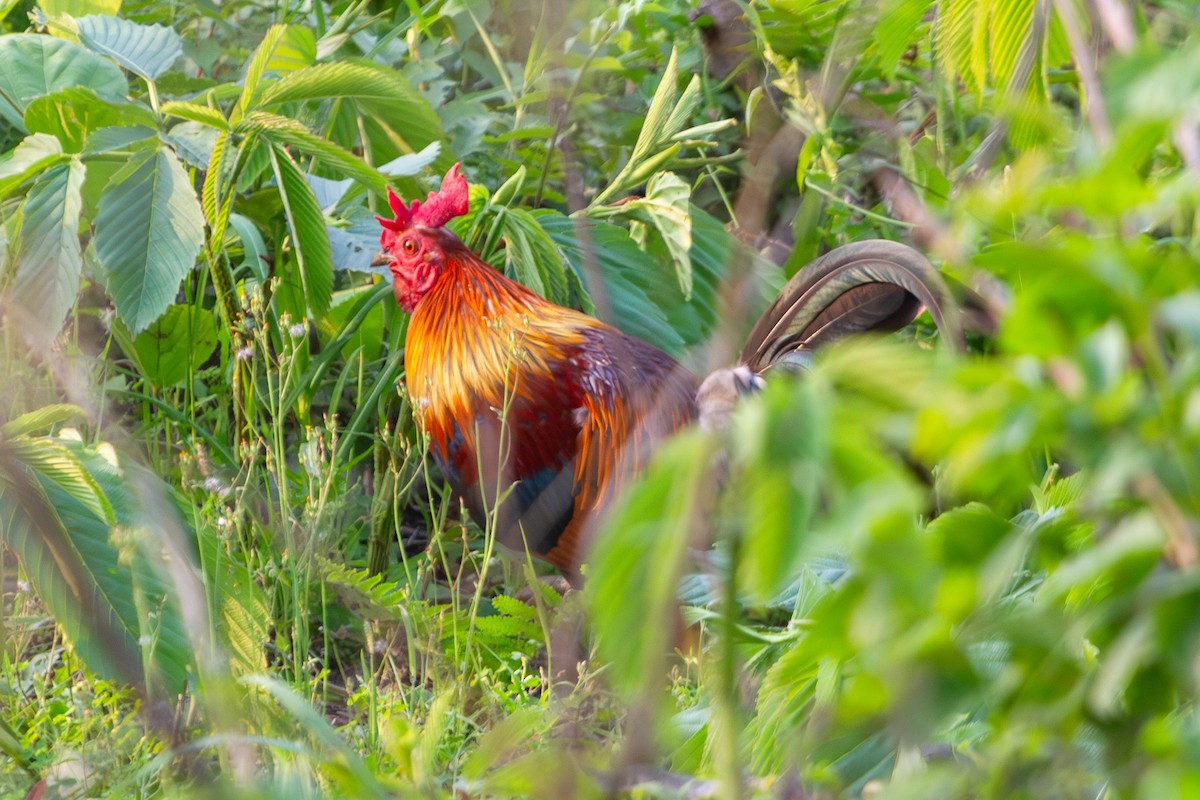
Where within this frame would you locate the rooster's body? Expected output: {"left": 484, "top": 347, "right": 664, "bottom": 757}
{"left": 404, "top": 236, "right": 696, "bottom": 570}
{"left": 378, "top": 165, "right": 960, "bottom": 574}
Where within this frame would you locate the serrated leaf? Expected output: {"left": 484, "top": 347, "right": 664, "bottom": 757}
{"left": 7, "top": 158, "right": 85, "bottom": 346}
{"left": 94, "top": 148, "right": 206, "bottom": 333}
{"left": 241, "top": 110, "right": 387, "bottom": 196}
{"left": 0, "top": 34, "right": 127, "bottom": 129}
{"left": 537, "top": 212, "right": 688, "bottom": 356}
{"left": 269, "top": 144, "right": 333, "bottom": 318}
{"left": 76, "top": 15, "right": 183, "bottom": 81}
{"left": 236, "top": 25, "right": 315, "bottom": 118}
{"left": 82, "top": 125, "right": 157, "bottom": 155}
{"left": 497, "top": 207, "right": 568, "bottom": 304}
{"left": 3, "top": 435, "right": 114, "bottom": 524}
{"left": 160, "top": 101, "right": 228, "bottom": 130}
{"left": 256, "top": 60, "right": 406, "bottom": 106}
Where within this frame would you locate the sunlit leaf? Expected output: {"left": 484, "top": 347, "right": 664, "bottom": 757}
{"left": 93, "top": 147, "right": 206, "bottom": 332}
{"left": 75, "top": 14, "right": 183, "bottom": 81}
{"left": 7, "top": 158, "right": 85, "bottom": 346}
{"left": 0, "top": 34, "right": 126, "bottom": 129}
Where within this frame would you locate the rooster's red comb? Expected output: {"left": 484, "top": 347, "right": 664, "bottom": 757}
{"left": 378, "top": 163, "right": 469, "bottom": 236}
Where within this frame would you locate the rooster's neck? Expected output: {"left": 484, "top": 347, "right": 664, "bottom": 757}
{"left": 403, "top": 248, "right": 575, "bottom": 429}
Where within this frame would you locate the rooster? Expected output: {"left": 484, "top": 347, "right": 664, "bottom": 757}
{"left": 377, "top": 164, "right": 959, "bottom": 576}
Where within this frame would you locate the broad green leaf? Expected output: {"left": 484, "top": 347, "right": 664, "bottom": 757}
{"left": 497, "top": 207, "right": 568, "bottom": 305}
{"left": 81, "top": 125, "right": 156, "bottom": 156}
{"left": 23, "top": 87, "right": 156, "bottom": 153}
{"left": 0, "top": 34, "right": 126, "bottom": 129}
{"left": 269, "top": 144, "right": 333, "bottom": 318}
{"left": 3, "top": 435, "right": 114, "bottom": 524}
{"left": 0, "top": 133, "right": 65, "bottom": 198}
{"left": 8, "top": 158, "right": 85, "bottom": 346}
{"left": 93, "top": 147, "right": 206, "bottom": 333}
{"left": 536, "top": 212, "right": 687, "bottom": 356}
{"left": 75, "top": 14, "right": 183, "bottom": 81}
{"left": 132, "top": 304, "right": 218, "bottom": 388}
{"left": 236, "top": 25, "right": 316, "bottom": 119}
{"left": 0, "top": 436, "right": 194, "bottom": 696}
{"left": 351, "top": 61, "right": 450, "bottom": 171}
{"left": 164, "top": 120, "right": 219, "bottom": 169}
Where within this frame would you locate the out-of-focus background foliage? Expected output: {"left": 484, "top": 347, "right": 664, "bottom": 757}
{"left": 0, "top": 0, "right": 1197, "bottom": 797}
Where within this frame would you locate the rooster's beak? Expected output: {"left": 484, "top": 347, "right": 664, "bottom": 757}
{"left": 371, "top": 250, "right": 390, "bottom": 268}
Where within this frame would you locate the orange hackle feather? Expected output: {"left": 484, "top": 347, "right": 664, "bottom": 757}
{"left": 380, "top": 165, "right": 697, "bottom": 574}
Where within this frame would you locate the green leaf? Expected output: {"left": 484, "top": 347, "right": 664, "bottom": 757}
{"left": 536, "top": 212, "right": 687, "bottom": 356}
{"left": 23, "top": 87, "right": 156, "bottom": 153}
{"left": 351, "top": 61, "right": 450, "bottom": 171}
{"left": 39, "top": 0, "right": 118, "bottom": 14}
{"left": 236, "top": 24, "right": 316, "bottom": 119}
{"left": 0, "top": 435, "right": 195, "bottom": 696}
{"left": 164, "top": 121, "right": 219, "bottom": 169}
{"left": 0, "top": 133, "right": 65, "bottom": 189}
{"left": 875, "top": 0, "right": 933, "bottom": 77}
{"left": 240, "top": 110, "right": 387, "bottom": 196}
{"left": 93, "top": 147, "right": 206, "bottom": 333}
{"left": 160, "top": 101, "right": 229, "bottom": 130}
{"left": 497, "top": 207, "right": 569, "bottom": 305}
{"left": 227, "top": 212, "right": 269, "bottom": 282}
{"left": 132, "top": 304, "right": 218, "bottom": 388}
{"left": 7, "top": 158, "right": 86, "bottom": 346}
{"left": 3, "top": 435, "right": 114, "bottom": 525}
{"left": 588, "top": 429, "right": 718, "bottom": 696}
{"left": 0, "top": 404, "right": 86, "bottom": 437}
{"left": 75, "top": 15, "right": 183, "bottom": 81}
{"left": 379, "top": 141, "right": 442, "bottom": 177}
{"left": 733, "top": 376, "right": 825, "bottom": 603}
{"left": 0, "top": 34, "right": 126, "bottom": 130}
{"left": 257, "top": 60, "right": 409, "bottom": 106}
{"left": 593, "top": 171, "right": 694, "bottom": 299}
{"left": 269, "top": 144, "right": 333, "bottom": 319}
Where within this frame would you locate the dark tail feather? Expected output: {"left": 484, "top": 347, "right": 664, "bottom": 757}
{"left": 740, "top": 239, "right": 963, "bottom": 372}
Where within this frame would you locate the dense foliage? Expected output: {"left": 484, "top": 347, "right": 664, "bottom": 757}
{"left": 0, "top": 0, "right": 1198, "bottom": 797}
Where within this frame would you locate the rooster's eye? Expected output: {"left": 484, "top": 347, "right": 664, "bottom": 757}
{"left": 402, "top": 238, "right": 418, "bottom": 255}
